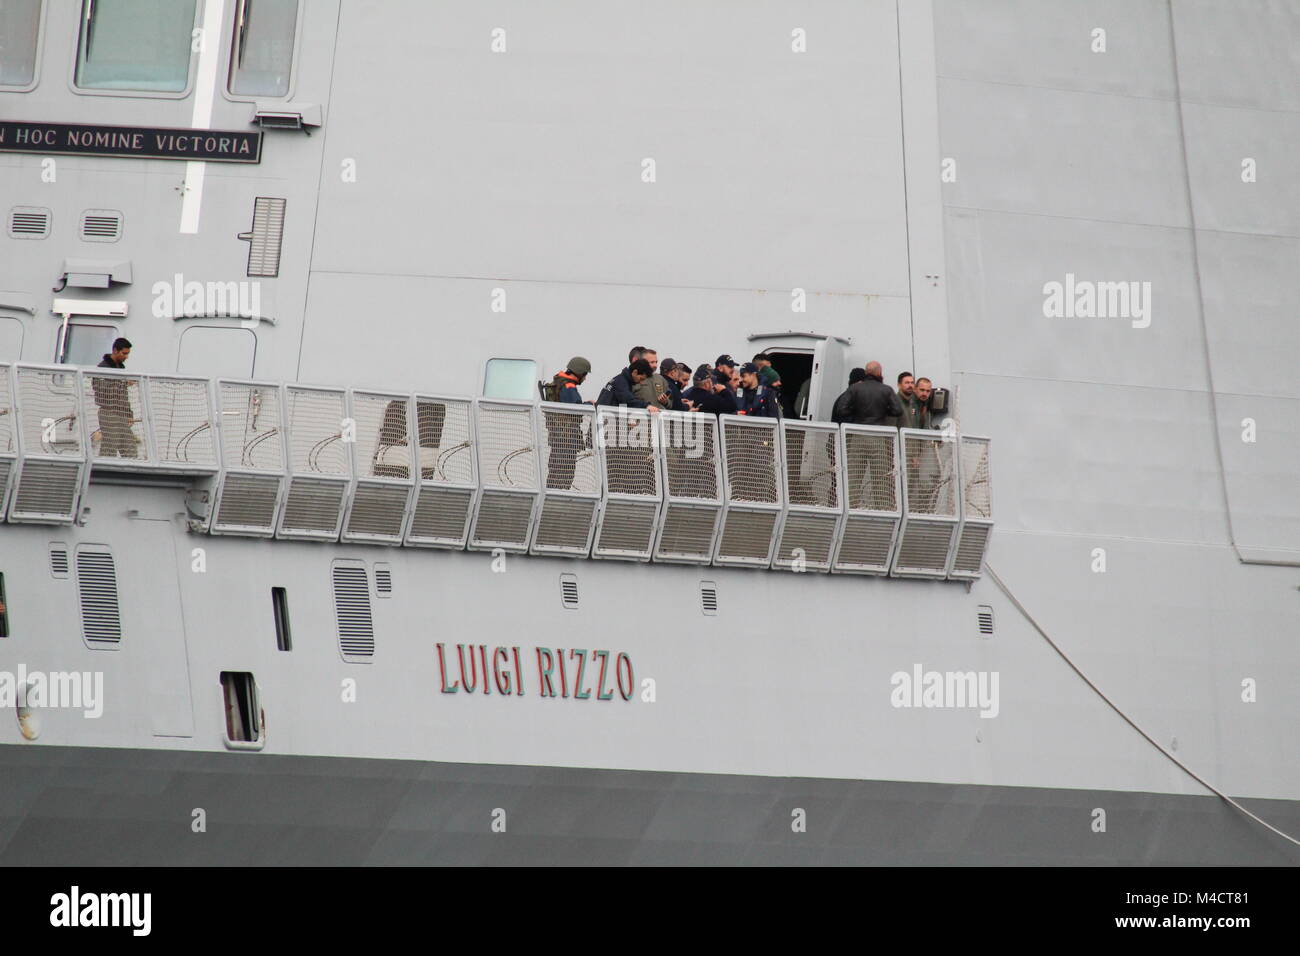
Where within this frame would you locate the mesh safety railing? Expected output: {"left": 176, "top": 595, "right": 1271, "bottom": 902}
{"left": 533, "top": 402, "right": 600, "bottom": 555}
{"left": 951, "top": 435, "right": 993, "bottom": 579}
{"left": 593, "top": 406, "right": 662, "bottom": 560}
{"left": 343, "top": 390, "right": 415, "bottom": 543}
{"left": 407, "top": 395, "right": 477, "bottom": 548}
{"left": 775, "top": 420, "right": 842, "bottom": 571}
{"left": 834, "top": 425, "right": 901, "bottom": 574}
{"left": 653, "top": 411, "right": 721, "bottom": 563}
{"left": 0, "top": 364, "right": 16, "bottom": 516}
{"left": 81, "top": 369, "right": 149, "bottom": 464}
{"left": 9, "top": 366, "right": 87, "bottom": 523}
{"left": 212, "top": 380, "right": 286, "bottom": 535}
{"left": 893, "top": 429, "right": 960, "bottom": 578}
{"left": 279, "top": 385, "right": 351, "bottom": 540}
{"left": 146, "top": 375, "right": 218, "bottom": 470}
{"left": 469, "top": 399, "right": 538, "bottom": 551}
{"left": 715, "top": 416, "right": 783, "bottom": 566}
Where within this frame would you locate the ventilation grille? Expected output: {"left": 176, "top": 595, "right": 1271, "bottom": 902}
{"left": 343, "top": 483, "right": 409, "bottom": 541}
{"left": 894, "top": 520, "right": 956, "bottom": 575}
{"left": 594, "top": 498, "right": 657, "bottom": 558}
{"left": 977, "top": 605, "right": 994, "bottom": 636}
{"left": 332, "top": 564, "right": 375, "bottom": 661}
{"left": 655, "top": 504, "right": 718, "bottom": 562}
{"left": 774, "top": 513, "right": 837, "bottom": 569}
{"left": 279, "top": 478, "right": 346, "bottom": 538}
{"left": 952, "top": 523, "right": 991, "bottom": 575}
{"left": 408, "top": 486, "right": 473, "bottom": 545}
{"left": 560, "top": 573, "right": 579, "bottom": 609}
{"left": 11, "top": 459, "right": 81, "bottom": 521}
{"left": 834, "top": 514, "right": 896, "bottom": 573}
{"left": 49, "top": 544, "right": 70, "bottom": 578}
{"left": 213, "top": 473, "right": 281, "bottom": 533}
{"left": 8, "top": 206, "right": 50, "bottom": 239}
{"left": 76, "top": 550, "right": 122, "bottom": 646}
{"left": 533, "top": 496, "right": 596, "bottom": 553}
{"left": 240, "top": 197, "right": 286, "bottom": 278}
{"left": 716, "top": 509, "right": 778, "bottom": 564}
{"left": 80, "top": 209, "right": 122, "bottom": 242}
{"left": 374, "top": 565, "right": 392, "bottom": 596}
{"left": 470, "top": 490, "right": 534, "bottom": 549}
{"left": 700, "top": 581, "right": 718, "bottom": 616}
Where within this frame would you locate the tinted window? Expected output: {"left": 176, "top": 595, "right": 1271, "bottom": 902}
{"left": 483, "top": 358, "right": 538, "bottom": 400}
{"left": 0, "top": 0, "right": 42, "bottom": 87}
{"left": 60, "top": 324, "right": 116, "bottom": 366}
{"left": 228, "top": 0, "right": 297, "bottom": 97}
{"left": 75, "top": 0, "right": 196, "bottom": 92}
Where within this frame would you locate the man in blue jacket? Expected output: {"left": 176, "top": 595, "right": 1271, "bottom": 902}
{"left": 736, "top": 363, "right": 780, "bottom": 418}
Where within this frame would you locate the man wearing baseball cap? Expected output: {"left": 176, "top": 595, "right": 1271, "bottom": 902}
{"left": 736, "top": 362, "right": 780, "bottom": 418}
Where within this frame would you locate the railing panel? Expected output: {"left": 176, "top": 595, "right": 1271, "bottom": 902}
{"left": 211, "top": 380, "right": 286, "bottom": 536}
{"left": 891, "top": 428, "right": 960, "bottom": 579}
{"left": 146, "top": 375, "right": 219, "bottom": 472}
{"left": 81, "top": 369, "right": 150, "bottom": 466}
{"left": 9, "top": 365, "right": 87, "bottom": 523}
{"left": 715, "top": 415, "right": 783, "bottom": 567}
{"left": 592, "top": 406, "right": 662, "bottom": 561}
{"left": 774, "top": 420, "right": 842, "bottom": 571}
{"left": 653, "top": 411, "right": 720, "bottom": 564}
{"left": 833, "top": 424, "right": 901, "bottom": 574}
{"left": 0, "top": 364, "right": 15, "bottom": 517}
{"left": 532, "top": 401, "right": 600, "bottom": 556}
{"left": 469, "top": 398, "right": 538, "bottom": 551}
{"left": 405, "top": 394, "right": 477, "bottom": 548}
{"left": 278, "top": 385, "right": 350, "bottom": 540}
{"left": 950, "top": 435, "right": 993, "bottom": 580}
{"left": 343, "top": 390, "right": 415, "bottom": 544}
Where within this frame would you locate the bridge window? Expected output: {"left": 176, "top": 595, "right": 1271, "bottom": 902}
{"left": 483, "top": 358, "right": 538, "bottom": 401}
{"left": 0, "top": 0, "right": 42, "bottom": 88}
{"left": 228, "top": 0, "right": 298, "bottom": 97}
{"left": 75, "top": 0, "right": 197, "bottom": 93}
{"left": 57, "top": 323, "right": 116, "bottom": 366}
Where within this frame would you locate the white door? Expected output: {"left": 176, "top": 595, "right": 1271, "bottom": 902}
{"left": 808, "top": 337, "right": 848, "bottom": 421}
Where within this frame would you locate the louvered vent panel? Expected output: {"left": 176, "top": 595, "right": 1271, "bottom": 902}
{"left": 952, "top": 523, "right": 991, "bottom": 575}
{"left": 835, "top": 515, "right": 897, "bottom": 573}
{"left": 242, "top": 197, "right": 286, "bottom": 277}
{"left": 977, "top": 606, "right": 995, "bottom": 636}
{"left": 408, "top": 486, "right": 473, "bottom": 544}
{"left": 716, "top": 510, "right": 778, "bottom": 563}
{"left": 374, "top": 566, "right": 392, "bottom": 595}
{"left": 8, "top": 206, "right": 50, "bottom": 239}
{"left": 80, "top": 209, "right": 122, "bottom": 241}
{"left": 594, "top": 499, "right": 657, "bottom": 557}
{"left": 0, "top": 459, "right": 11, "bottom": 513}
{"left": 214, "top": 473, "right": 281, "bottom": 532}
{"left": 11, "top": 460, "right": 81, "bottom": 521}
{"left": 332, "top": 564, "right": 375, "bottom": 661}
{"left": 533, "top": 496, "right": 596, "bottom": 552}
{"left": 775, "top": 513, "right": 837, "bottom": 569}
{"left": 471, "top": 491, "right": 534, "bottom": 548}
{"left": 76, "top": 550, "right": 122, "bottom": 646}
{"left": 49, "top": 544, "right": 70, "bottom": 578}
{"left": 560, "top": 573, "right": 579, "bottom": 609}
{"left": 655, "top": 505, "right": 717, "bottom": 561}
{"left": 700, "top": 581, "right": 718, "bottom": 616}
{"left": 895, "top": 521, "right": 956, "bottom": 575}
{"left": 279, "top": 479, "right": 346, "bottom": 536}
{"left": 345, "top": 484, "right": 409, "bottom": 540}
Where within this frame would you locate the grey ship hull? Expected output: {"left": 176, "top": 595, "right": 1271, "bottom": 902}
{"left": 3, "top": 745, "right": 1297, "bottom": 866}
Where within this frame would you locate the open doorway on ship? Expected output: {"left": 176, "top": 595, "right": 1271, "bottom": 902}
{"left": 759, "top": 349, "right": 813, "bottom": 418}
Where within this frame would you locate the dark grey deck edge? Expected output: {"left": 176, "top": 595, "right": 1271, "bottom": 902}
{"left": 1, "top": 745, "right": 1297, "bottom": 865}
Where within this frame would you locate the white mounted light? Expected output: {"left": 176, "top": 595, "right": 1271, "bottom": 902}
{"left": 52, "top": 298, "right": 128, "bottom": 318}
